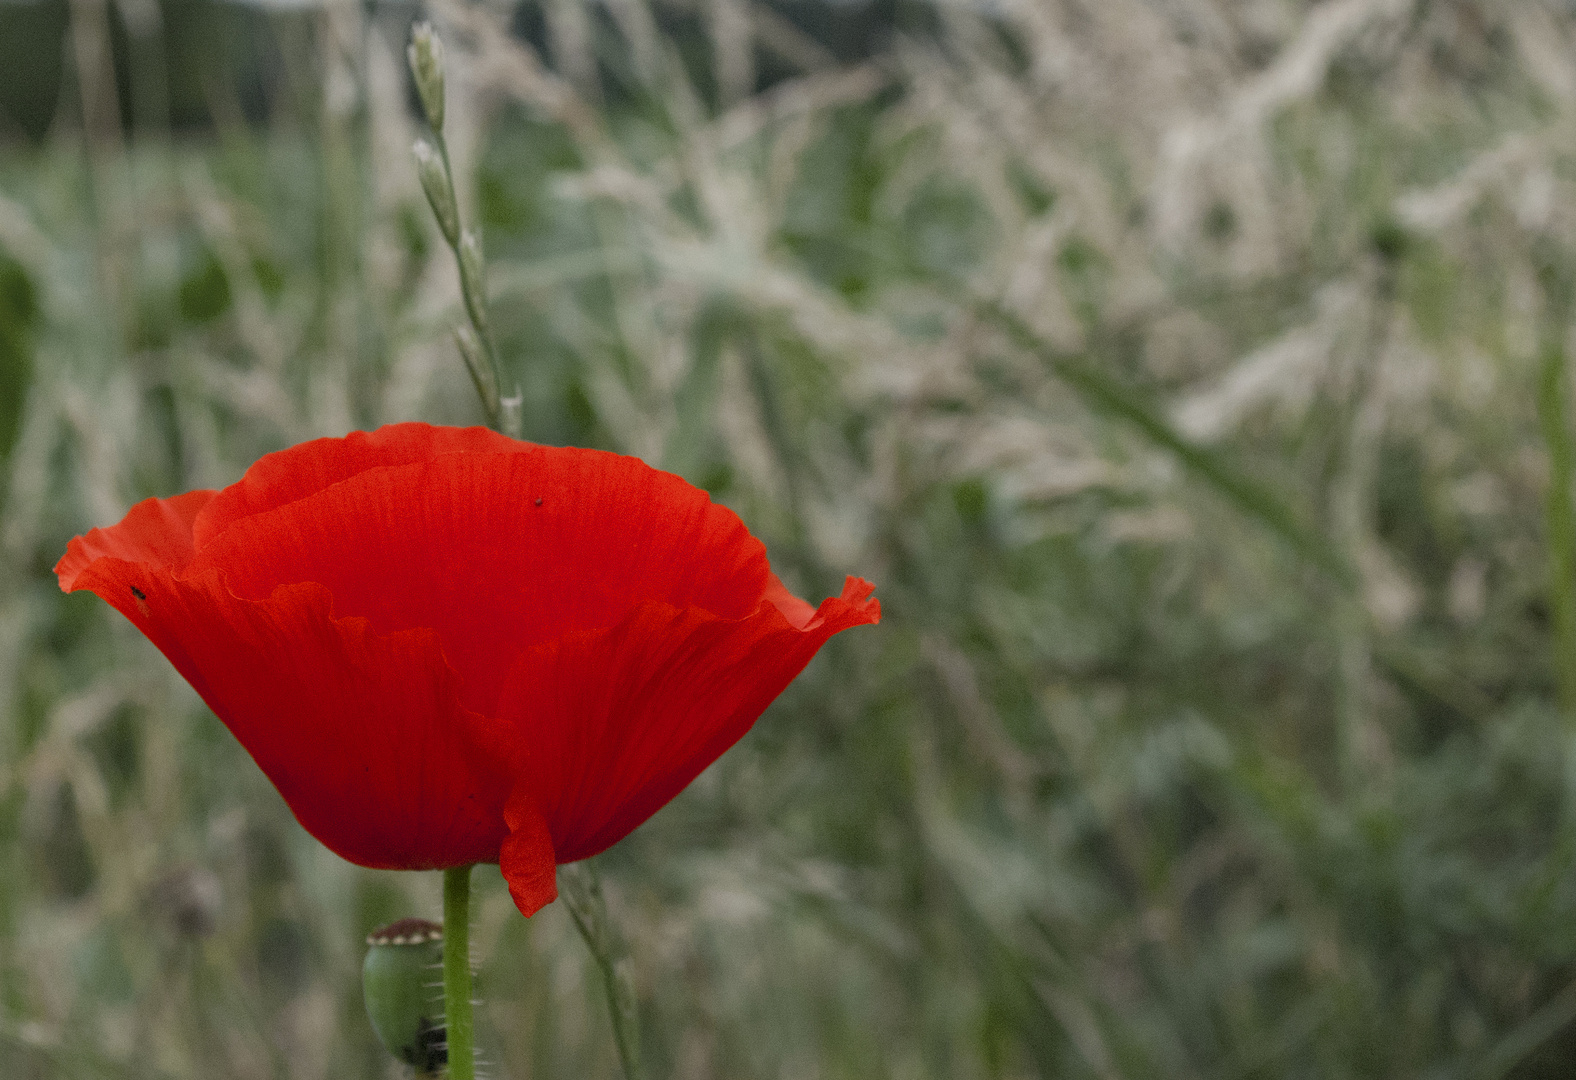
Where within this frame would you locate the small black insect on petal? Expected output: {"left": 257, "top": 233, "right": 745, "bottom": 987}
{"left": 130, "top": 587, "right": 146, "bottom": 600}
{"left": 534, "top": 497, "right": 543, "bottom": 507}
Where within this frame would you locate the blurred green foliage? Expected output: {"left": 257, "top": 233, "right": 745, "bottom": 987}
{"left": 7, "top": 1, "right": 1576, "bottom": 1078}
{"left": 0, "top": 0, "right": 289, "bottom": 141}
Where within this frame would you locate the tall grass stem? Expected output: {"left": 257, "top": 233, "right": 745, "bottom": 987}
{"left": 561, "top": 862, "right": 643, "bottom": 1079}
{"left": 978, "top": 299, "right": 1355, "bottom": 587}
{"left": 1538, "top": 303, "right": 1576, "bottom": 722}
{"left": 408, "top": 26, "right": 509, "bottom": 434}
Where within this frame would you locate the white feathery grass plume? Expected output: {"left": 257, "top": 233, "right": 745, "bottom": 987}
{"left": 1153, "top": 0, "right": 1415, "bottom": 253}
{"left": 1171, "top": 280, "right": 1365, "bottom": 443}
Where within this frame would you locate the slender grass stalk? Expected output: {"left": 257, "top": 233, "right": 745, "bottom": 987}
{"left": 1327, "top": 263, "right": 1397, "bottom": 791}
{"left": 560, "top": 862, "right": 643, "bottom": 1080}
{"left": 442, "top": 865, "right": 476, "bottom": 1080}
{"left": 1466, "top": 972, "right": 1576, "bottom": 1080}
{"left": 977, "top": 299, "right": 1355, "bottom": 587}
{"left": 1538, "top": 299, "right": 1576, "bottom": 723}
{"left": 408, "top": 23, "right": 516, "bottom": 436}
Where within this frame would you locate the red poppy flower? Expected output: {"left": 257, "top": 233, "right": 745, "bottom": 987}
{"left": 56, "top": 423, "right": 878, "bottom": 916}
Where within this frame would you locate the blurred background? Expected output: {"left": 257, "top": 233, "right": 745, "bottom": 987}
{"left": 6, "top": 0, "right": 1576, "bottom": 1076}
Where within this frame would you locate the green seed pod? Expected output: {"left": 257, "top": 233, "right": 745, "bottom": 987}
{"left": 363, "top": 918, "right": 446, "bottom": 1075}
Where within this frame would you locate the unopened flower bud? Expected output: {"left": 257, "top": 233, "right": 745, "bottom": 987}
{"left": 413, "top": 139, "right": 460, "bottom": 247}
{"left": 363, "top": 918, "right": 446, "bottom": 1073}
{"left": 407, "top": 23, "right": 446, "bottom": 131}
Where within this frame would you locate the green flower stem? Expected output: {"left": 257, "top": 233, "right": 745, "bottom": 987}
{"left": 443, "top": 865, "right": 476, "bottom": 1080}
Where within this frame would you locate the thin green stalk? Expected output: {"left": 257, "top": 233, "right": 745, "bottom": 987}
{"left": 1464, "top": 972, "right": 1576, "bottom": 1080}
{"left": 1327, "top": 266, "right": 1396, "bottom": 792}
{"left": 426, "top": 130, "right": 504, "bottom": 431}
{"left": 443, "top": 865, "right": 476, "bottom": 1080}
{"left": 408, "top": 23, "right": 514, "bottom": 435}
{"left": 978, "top": 299, "right": 1355, "bottom": 587}
{"left": 1538, "top": 315, "right": 1576, "bottom": 722}
{"left": 560, "top": 862, "right": 643, "bottom": 1080}
{"left": 982, "top": 289, "right": 1515, "bottom": 736}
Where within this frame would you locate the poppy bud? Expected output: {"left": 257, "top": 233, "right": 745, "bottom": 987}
{"left": 413, "top": 139, "right": 460, "bottom": 247}
{"left": 407, "top": 22, "right": 446, "bottom": 132}
{"left": 363, "top": 918, "right": 446, "bottom": 1074}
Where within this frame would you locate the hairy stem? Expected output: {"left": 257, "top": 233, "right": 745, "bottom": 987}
{"left": 443, "top": 865, "right": 476, "bottom": 1080}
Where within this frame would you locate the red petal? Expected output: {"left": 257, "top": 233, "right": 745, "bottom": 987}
{"left": 192, "top": 423, "right": 524, "bottom": 549}
{"left": 56, "top": 489, "right": 215, "bottom": 586}
{"left": 761, "top": 571, "right": 817, "bottom": 629}
{"left": 186, "top": 444, "right": 771, "bottom": 714}
{"left": 55, "top": 425, "right": 882, "bottom": 911}
{"left": 60, "top": 554, "right": 515, "bottom": 871}
{"left": 498, "top": 576, "right": 880, "bottom": 863}
{"left": 500, "top": 790, "right": 559, "bottom": 916}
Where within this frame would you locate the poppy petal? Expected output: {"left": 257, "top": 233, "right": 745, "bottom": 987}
{"left": 192, "top": 423, "right": 525, "bottom": 549}
{"left": 187, "top": 446, "right": 772, "bottom": 714}
{"left": 761, "top": 571, "right": 817, "bottom": 629}
{"left": 56, "top": 489, "right": 215, "bottom": 585}
{"left": 56, "top": 425, "right": 881, "bottom": 914}
{"left": 59, "top": 555, "right": 514, "bottom": 871}
{"left": 499, "top": 577, "right": 880, "bottom": 862}
{"left": 500, "top": 790, "right": 559, "bottom": 917}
